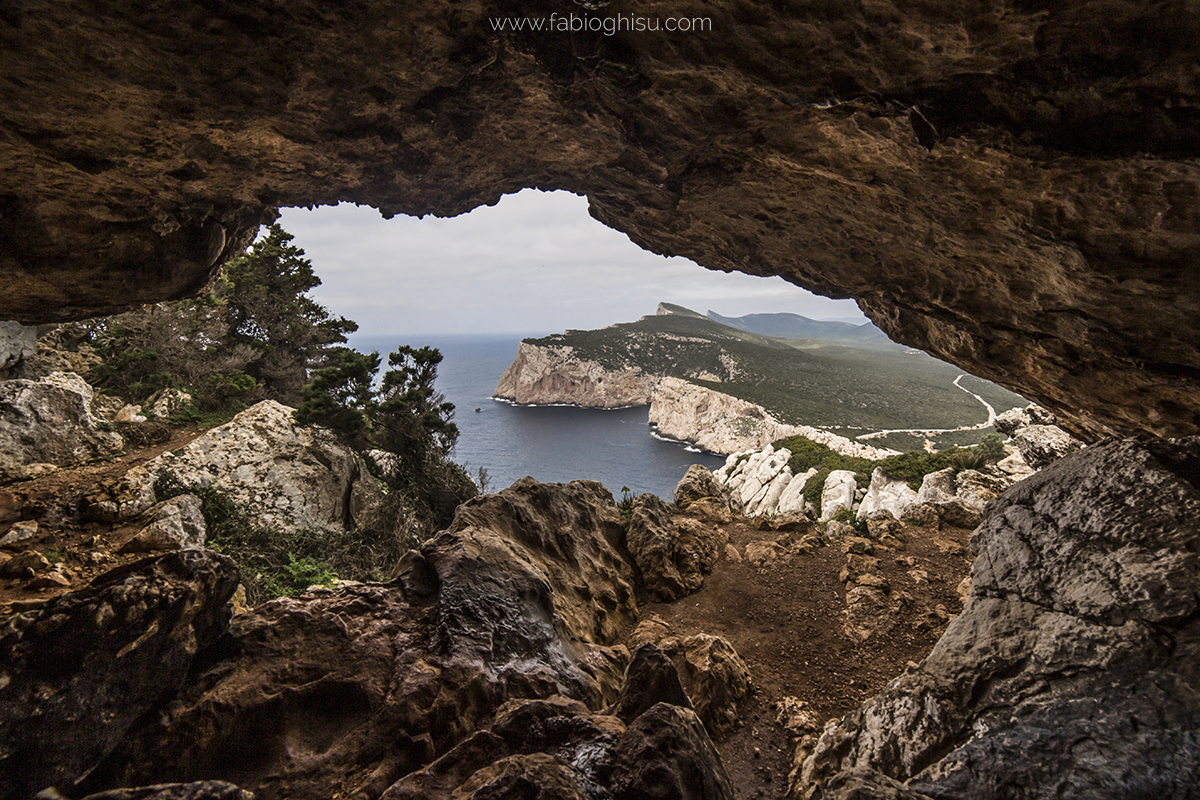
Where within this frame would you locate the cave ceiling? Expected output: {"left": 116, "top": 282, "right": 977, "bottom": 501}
{"left": 0, "top": 0, "right": 1198, "bottom": 437}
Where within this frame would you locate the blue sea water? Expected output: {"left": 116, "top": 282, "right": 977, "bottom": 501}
{"left": 351, "top": 333, "right": 727, "bottom": 499}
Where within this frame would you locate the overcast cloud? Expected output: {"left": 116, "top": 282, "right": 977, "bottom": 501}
{"left": 277, "top": 189, "right": 867, "bottom": 337}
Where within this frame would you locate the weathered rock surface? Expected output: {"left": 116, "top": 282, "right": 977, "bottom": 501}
{"left": 651, "top": 378, "right": 899, "bottom": 457}
{"left": 3, "top": 2, "right": 1198, "bottom": 437}
{"left": 0, "top": 371, "right": 124, "bottom": 482}
{"left": 657, "top": 634, "right": 754, "bottom": 740}
{"left": 77, "top": 782, "right": 255, "bottom": 800}
{"left": 795, "top": 436, "right": 1200, "bottom": 800}
{"left": 0, "top": 321, "right": 36, "bottom": 379}
{"left": 119, "top": 495, "right": 207, "bottom": 553}
{"left": 88, "top": 400, "right": 380, "bottom": 532}
{"left": 81, "top": 479, "right": 641, "bottom": 800}
{"left": 674, "top": 464, "right": 726, "bottom": 509}
{"left": 855, "top": 468, "right": 919, "bottom": 521}
{"left": 0, "top": 550, "right": 240, "bottom": 800}
{"left": 626, "top": 494, "right": 727, "bottom": 602}
{"left": 1011, "top": 424, "right": 1084, "bottom": 469}
{"left": 818, "top": 471, "right": 859, "bottom": 523}
{"left": 493, "top": 340, "right": 657, "bottom": 408}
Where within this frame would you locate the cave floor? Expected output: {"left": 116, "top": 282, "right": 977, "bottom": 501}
{"left": 644, "top": 514, "right": 972, "bottom": 799}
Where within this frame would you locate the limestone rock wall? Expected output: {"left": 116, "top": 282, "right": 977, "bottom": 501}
{"left": 650, "top": 377, "right": 899, "bottom": 457}
{"left": 492, "top": 340, "right": 656, "bottom": 407}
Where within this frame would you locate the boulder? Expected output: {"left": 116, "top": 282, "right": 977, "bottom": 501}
{"left": 0, "top": 519, "right": 38, "bottom": 546}
{"left": 818, "top": 471, "right": 858, "bottom": 522}
{"left": 626, "top": 494, "right": 727, "bottom": 601}
{"left": 0, "top": 372, "right": 124, "bottom": 482}
{"left": 674, "top": 464, "right": 725, "bottom": 509}
{"left": 380, "top": 692, "right": 733, "bottom": 800}
{"left": 796, "top": 436, "right": 1200, "bottom": 800}
{"left": 777, "top": 468, "right": 817, "bottom": 515}
{"left": 83, "top": 480, "right": 640, "bottom": 799}
{"left": 914, "top": 468, "right": 956, "bottom": 505}
{"left": 1012, "top": 423, "right": 1084, "bottom": 469}
{"left": 114, "top": 404, "right": 148, "bottom": 424}
{"left": 145, "top": 389, "right": 193, "bottom": 419}
{"left": 119, "top": 495, "right": 206, "bottom": 553}
{"left": 0, "top": 548, "right": 52, "bottom": 578}
{"left": 993, "top": 404, "right": 1059, "bottom": 436}
{"left": 0, "top": 321, "right": 36, "bottom": 379}
{"left": 658, "top": 635, "right": 754, "bottom": 739}
{"left": 0, "top": 550, "right": 240, "bottom": 800}
{"left": 615, "top": 643, "right": 694, "bottom": 724}
{"left": 90, "top": 400, "right": 381, "bottom": 532}
{"left": 855, "top": 468, "right": 919, "bottom": 520}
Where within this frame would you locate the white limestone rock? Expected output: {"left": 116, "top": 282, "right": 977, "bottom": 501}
{"left": 120, "top": 494, "right": 207, "bottom": 552}
{"left": 649, "top": 377, "right": 900, "bottom": 457}
{"left": 1013, "top": 424, "right": 1084, "bottom": 469}
{"left": 98, "top": 400, "right": 382, "bottom": 532}
{"left": 819, "top": 470, "right": 858, "bottom": 522}
{"left": 856, "top": 467, "right": 920, "bottom": 520}
{"left": 0, "top": 371, "right": 124, "bottom": 482}
{"left": 492, "top": 340, "right": 657, "bottom": 407}
{"left": 776, "top": 468, "right": 817, "bottom": 515}
{"left": 916, "top": 468, "right": 958, "bottom": 505}
{"left": 0, "top": 520, "right": 38, "bottom": 546}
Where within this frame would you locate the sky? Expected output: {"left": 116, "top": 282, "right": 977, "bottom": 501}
{"left": 276, "top": 189, "right": 868, "bottom": 337}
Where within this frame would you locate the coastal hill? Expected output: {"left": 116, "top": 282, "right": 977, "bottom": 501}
{"left": 704, "top": 309, "right": 894, "bottom": 350}
{"left": 494, "top": 303, "right": 1026, "bottom": 452}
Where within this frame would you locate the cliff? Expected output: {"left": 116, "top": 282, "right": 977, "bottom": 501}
{"left": 492, "top": 340, "right": 657, "bottom": 407}
{"left": 649, "top": 376, "right": 898, "bottom": 459}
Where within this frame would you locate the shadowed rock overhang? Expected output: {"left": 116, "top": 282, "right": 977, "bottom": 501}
{"left": 1, "top": 0, "right": 1197, "bottom": 438}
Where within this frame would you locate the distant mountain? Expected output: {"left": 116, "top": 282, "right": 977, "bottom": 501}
{"left": 706, "top": 310, "right": 895, "bottom": 350}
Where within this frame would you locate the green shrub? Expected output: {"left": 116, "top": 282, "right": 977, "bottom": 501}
{"left": 153, "top": 470, "right": 411, "bottom": 606}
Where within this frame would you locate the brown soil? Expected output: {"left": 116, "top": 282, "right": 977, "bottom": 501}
{"left": 1, "top": 447, "right": 971, "bottom": 799}
{"left": 0, "top": 426, "right": 208, "bottom": 611}
{"left": 647, "top": 512, "right": 972, "bottom": 799}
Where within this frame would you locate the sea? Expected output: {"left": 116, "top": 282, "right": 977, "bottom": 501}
{"left": 351, "top": 333, "right": 727, "bottom": 499}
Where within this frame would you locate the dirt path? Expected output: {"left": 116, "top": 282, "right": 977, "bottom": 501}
{"left": 857, "top": 373, "right": 999, "bottom": 440}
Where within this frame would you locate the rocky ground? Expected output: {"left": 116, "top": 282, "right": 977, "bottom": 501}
{"left": 0, "top": 426, "right": 208, "bottom": 610}
{"left": 0, "top": 428, "right": 973, "bottom": 800}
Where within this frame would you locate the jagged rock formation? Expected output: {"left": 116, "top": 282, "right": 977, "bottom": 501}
{"left": 626, "top": 493, "right": 727, "bottom": 602}
{"left": 2, "top": 478, "right": 742, "bottom": 800}
{"left": 492, "top": 340, "right": 656, "bottom": 407}
{"left": 84, "top": 400, "right": 381, "bottom": 533}
{"left": 0, "top": 371, "right": 124, "bottom": 481}
{"left": 651, "top": 377, "right": 900, "bottom": 457}
{"left": 0, "top": 550, "right": 240, "bottom": 800}
{"left": 793, "top": 436, "right": 1200, "bottom": 800}
{"left": 2, "top": 2, "right": 1198, "bottom": 438}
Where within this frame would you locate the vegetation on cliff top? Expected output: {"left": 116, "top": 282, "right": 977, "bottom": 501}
{"left": 521, "top": 305, "right": 1026, "bottom": 449}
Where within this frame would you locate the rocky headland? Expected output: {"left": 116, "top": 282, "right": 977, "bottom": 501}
{"left": 492, "top": 339, "right": 657, "bottom": 408}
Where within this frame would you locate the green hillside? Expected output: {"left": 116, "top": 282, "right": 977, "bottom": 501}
{"left": 522, "top": 306, "right": 1028, "bottom": 450}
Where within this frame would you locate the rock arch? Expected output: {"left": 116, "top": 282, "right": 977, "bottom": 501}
{"left": 1, "top": 0, "right": 1198, "bottom": 437}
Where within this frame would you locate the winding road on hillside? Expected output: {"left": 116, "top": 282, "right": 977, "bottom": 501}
{"left": 856, "top": 375, "right": 998, "bottom": 441}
